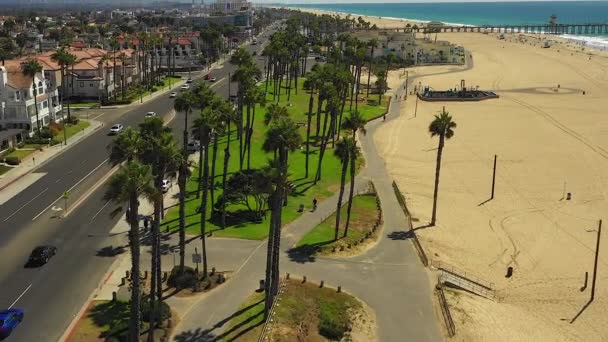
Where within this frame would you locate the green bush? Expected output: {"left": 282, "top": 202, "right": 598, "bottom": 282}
{"left": 25, "top": 137, "right": 49, "bottom": 145}
{"left": 66, "top": 116, "right": 80, "bottom": 125}
{"left": 167, "top": 265, "right": 198, "bottom": 290}
{"left": 318, "top": 300, "right": 351, "bottom": 340}
{"left": 16, "top": 142, "right": 25, "bottom": 148}
{"left": 140, "top": 296, "right": 171, "bottom": 322}
{"left": 4, "top": 156, "right": 21, "bottom": 165}
{"left": 40, "top": 127, "right": 55, "bottom": 139}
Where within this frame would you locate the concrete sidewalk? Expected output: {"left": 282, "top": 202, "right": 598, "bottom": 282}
{"left": 0, "top": 119, "right": 103, "bottom": 196}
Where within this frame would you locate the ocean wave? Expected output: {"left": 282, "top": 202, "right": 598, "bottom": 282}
{"left": 560, "top": 34, "right": 608, "bottom": 51}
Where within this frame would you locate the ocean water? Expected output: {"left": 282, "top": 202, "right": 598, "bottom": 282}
{"left": 286, "top": 1, "right": 608, "bottom": 49}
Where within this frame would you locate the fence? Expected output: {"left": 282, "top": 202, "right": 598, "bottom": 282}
{"left": 391, "top": 181, "right": 429, "bottom": 267}
{"left": 435, "top": 280, "right": 456, "bottom": 337}
{"left": 258, "top": 278, "right": 287, "bottom": 342}
{"left": 431, "top": 260, "right": 497, "bottom": 300}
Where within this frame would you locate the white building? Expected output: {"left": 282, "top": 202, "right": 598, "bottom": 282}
{"left": 0, "top": 61, "right": 62, "bottom": 136}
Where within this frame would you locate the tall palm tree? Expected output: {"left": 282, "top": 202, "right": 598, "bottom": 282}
{"left": 262, "top": 117, "right": 302, "bottom": 318}
{"left": 104, "top": 160, "right": 154, "bottom": 342}
{"left": 21, "top": 59, "right": 43, "bottom": 138}
{"left": 341, "top": 111, "right": 366, "bottom": 234}
{"left": 429, "top": 107, "right": 457, "bottom": 226}
{"left": 109, "top": 38, "right": 119, "bottom": 100}
{"left": 334, "top": 138, "right": 352, "bottom": 240}
{"left": 366, "top": 38, "right": 378, "bottom": 97}
{"left": 174, "top": 92, "right": 196, "bottom": 273}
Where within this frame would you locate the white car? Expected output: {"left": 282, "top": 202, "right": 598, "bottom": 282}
{"left": 210, "top": 77, "right": 217, "bottom": 82}
{"left": 145, "top": 112, "right": 157, "bottom": 118}
{"left": 181, "top": 84, "right": 190, "bottom": 90}
{"left": 108, "top": 124, "right": 123, "bottom": 135}
{"left": 161, "top": 179, "right": 172, "bottom": 193}
{"left": 169, "top": 92, "right": 177, "bottom": 98}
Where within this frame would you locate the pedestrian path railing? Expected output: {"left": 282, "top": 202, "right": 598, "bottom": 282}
{"left": 392, "top": 180, "right": 429, "bottom": 266}
{"left": 258, "top": 278, "right": 287, "bottom": 342}
{"left": 435, "top": 280, "right": 456, "bottom": 337}
{"left": 432, "top": 260, "right": 497, "bottom": 300}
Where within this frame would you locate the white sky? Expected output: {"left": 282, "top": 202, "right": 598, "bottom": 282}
{"left": 253, "top": 0, "right": 604, "bottom": 3}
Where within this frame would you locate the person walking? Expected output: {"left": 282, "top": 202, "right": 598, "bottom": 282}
{"left": 312, "top": 198, "right": 318, "bottom": 211}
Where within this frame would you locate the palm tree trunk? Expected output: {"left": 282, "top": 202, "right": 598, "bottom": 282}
{"left": 343, "top": 144, "right": 357, "bottom": 238}
{"left": 246, "top": 106, "right": 256, "bottom": 170}
{"left": 263, "top": 200, "right": 276, "bottom": 318}
{"left": 178, "top": 163, "right": 187, "bottom": 273}
{"left": 128, "top": 192, "right": 142, "bottom": 342}
{"left": 431, "top": 136, "right": 444, "bottom": 226}
{"left": 200, "top": 140, "right": 210, "bottom": 277}
{"left": 335, "top": 156, "right": 349, "bottom": 240}
{"left": 314, "top": 106, "right": 332, "bottom": 183}
{"left": 315, "top": 95, "right": 323, "bottom": 139}
{"left": 210, "top": 132, "right": 219, "bottom": 211}
{"left": 221, "top": 123, "right": 231, "bottom": 230}
{"left": 196, "top": 127, "right": 203, "bottom": 199}
{"left": 305, "top": 85, "right": 314, "bottom": 178}
{"left": 32, "top": 79, "right": 41, "bottom": 138}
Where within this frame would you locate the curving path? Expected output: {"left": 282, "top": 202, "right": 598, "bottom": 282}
{"left": 170, "top": 76, "right": 443, "bottom": 342}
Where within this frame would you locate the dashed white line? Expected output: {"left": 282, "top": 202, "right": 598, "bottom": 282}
{"left": 8, "top": 284, "right": 32, "bottom": 309}
{"left": 91, "top": 112, "right": 105, "bottom": 120}
{"left": 3, "top": 188, "right": 48, "bottom": 222}
{"left": 90, "top": 200, "right": 111, "bottom": 223}
{"left": 210, "top": 77, "right": 226, "bottom": 88}
{"left": 32, "top": 158, "right": 110, "bottom": 221}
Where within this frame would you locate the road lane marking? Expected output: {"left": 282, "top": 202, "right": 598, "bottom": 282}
{"left": 55, "top": 179, "right": 61, "bottom": 183}
{"left": 32, "top": 158, "right": 110, "bottom": 221}
{"left": 8, "top": 284, "right": 32, "bottom": 309}
{"left": 90, "top": 200, "right": 111, "bottom": 223}
{"left": 3, "top": 188, "right": 48, "bottom": 222}
{"left": 210, "top": 77, "right": 226, "bottom": 88}
{"left": 92, "top": 112, "right": 105, "bottom": 120}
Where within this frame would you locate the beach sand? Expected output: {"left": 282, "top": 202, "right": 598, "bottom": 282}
{"left": 296, "top": 8, "right": 608, "bottom": 342}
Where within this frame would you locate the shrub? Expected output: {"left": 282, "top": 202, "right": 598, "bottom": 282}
{"left": 66, "top": 116, "right": 80, "bottom": 125}
{"left": 25, "top": 137, "right": 49, "bottom": 145}
{"left": 318, "top": 300, "right": 351, "bottom": 340}
{"left": 167, "top": 265, "right": 198, "bottom": 290}
{"left": 4, "top": 156, "right": 21, "bottom": 165}
{"left": 140, "top": 296, "right": 171, "bottom": 322}
{"left": 1, "top": 147, "right": 15, "bottom": 157}
{"left": 16, "top": 142, "right": 25, "bottom": 148}
{"left": 40, "top": 127, "right": 55, "bottom": 139}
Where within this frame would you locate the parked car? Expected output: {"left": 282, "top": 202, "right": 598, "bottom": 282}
{"left": 108, "top": 124, "right": 124, "bottom": 135}
{"left": 161, "top": 179, "right": 172, "bottom": 193}
{"left": 180, "top": 84, "right": 190, "bottom": 90}
{"left": 145, "top": 112, "right": 157, "bottom": 118}
{"left": 0, "top": 308, "right": 24, "bottom": 338}
{"left": 26, "top": 245, "right": 57, "bottom": 266}
{"left": 186, "top": 78, "right": 193, "bottom": 84}
{"left": 169, "top": 92, "right": 177, "bottom": 98}
{"left": 187, "top": 140, "right": 201, "bottom": 152}
{"left": 204, "top": 74, "right": 212, "bottom": 80}
{"left": 210, "top": 77, "right": 217, "bottom": 82}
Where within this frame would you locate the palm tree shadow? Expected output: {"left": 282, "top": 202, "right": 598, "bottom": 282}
{"left": 478, "top": 197, "right": 493, "bottom": 206}
{"left": 569, "top": 298, "right": 594, "bottom": 324}
{"left": 287, "top": 241, "right": 334, "bottom": 263}
{"left": 173, "top": 299, "right": 264, "bottom": 342}
{"left": 413, "top": 223, "right": 434, "bottom": 231}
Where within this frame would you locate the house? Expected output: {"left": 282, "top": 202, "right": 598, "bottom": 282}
{"left": 0, "top": 61, "right": 62, "bottom": 136}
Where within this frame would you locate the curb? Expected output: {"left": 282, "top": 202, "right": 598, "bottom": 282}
{"left": 59, "top": 254, "right": 125, "bottom": 342}
{"left": 0, "top": 121, "right": 103, "bottom": 192}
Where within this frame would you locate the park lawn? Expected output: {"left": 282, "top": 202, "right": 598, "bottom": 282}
{"left": 296, "top": 193, "right": 380, "bottom": 255}
{"left": 127, "top": 76, "right": 183, "bottom": 101}
{"left": 68, "top": 300, "right": 129, "bottom": 341}
{"left": 0, "top": 164, "right": 13, "bottom": 176}
{"left": 217, "top": 293, "right": 265, "bottom": 341}
{"left": 69, "top": 101, "right": 99, "bottom": 108}
{"left": 161, "top": 78, "right": 388, "bottom": 240}
{"left": 220, "top": 279, "right": 363, "bottom": 341}
{"left": 64, "top": 120, "right": 91, "bottom": 139}
{"left": 4, "top": 148, "right": 35, "bottom": 160}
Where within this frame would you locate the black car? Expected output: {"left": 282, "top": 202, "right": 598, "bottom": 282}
{"left": 26, "top": 246, "right": 57, "bottom": 266}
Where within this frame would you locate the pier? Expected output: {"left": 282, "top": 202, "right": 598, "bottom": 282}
{"left": 383, "top": 23, "right": 608, "bottom": 35}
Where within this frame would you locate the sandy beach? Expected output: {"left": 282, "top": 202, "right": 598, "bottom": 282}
{"left": 297, "top": 7, "right": 608, "bottom": 342}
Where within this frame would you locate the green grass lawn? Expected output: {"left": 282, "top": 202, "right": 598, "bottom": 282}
{"left": 0, "top": 164, "right": 13, "bottom": 176}
{"left": 296, "top": 193, "right": 380, "bottom": 255}
{"left": 218, "top": 279, "right": 362, "bottom": 341}
{"left": 161, "top": 78, "right": 388, "bottom": 240}
{"left": 128, "top": 76, "right": 183, "bottom": 101}
{"left": 4, "top": 148, "right": 35, "bottom": 160}
{"left": 69, "top": 101, "right": 99, "bottom": 108}
{"left": 64, "top": 120, "right": 91, "bottom": 140}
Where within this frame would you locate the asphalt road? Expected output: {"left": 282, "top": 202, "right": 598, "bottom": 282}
{"left": 0, "top": 35, "right": 269, "bottom": 342}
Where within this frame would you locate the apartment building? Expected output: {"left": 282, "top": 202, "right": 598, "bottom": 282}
{"left": 0, "top": 60, "right": 62, "bottom": 136}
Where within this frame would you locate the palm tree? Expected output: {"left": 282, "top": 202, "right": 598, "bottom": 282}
{"left": 21, "top": 59, "right": 43, "bottom": 138}
{"left": 429, "top": 107, "right": 457, "bottom": 226}
{"left": 104, "top": 160, "right": 154, "bottom": 342}
{"left": 174, "top": 92, "right": 196, "bottom": 273}
{"left": 334, "top": 138, "right": 352, "bottom": 240}
{"left": 262, "top": 117, "right": 302, "bottom": 317}
{"left": 366, "top": 38, "right": 378, "bottom": 97}
{"left": 341, "top": 111, "right": 366, "bottom": 234}
{"left": 264, "top": 103, "right": 289, "bottom": 126}
{"left": 109, "top": 39, "right": 119, "bottom": 100}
